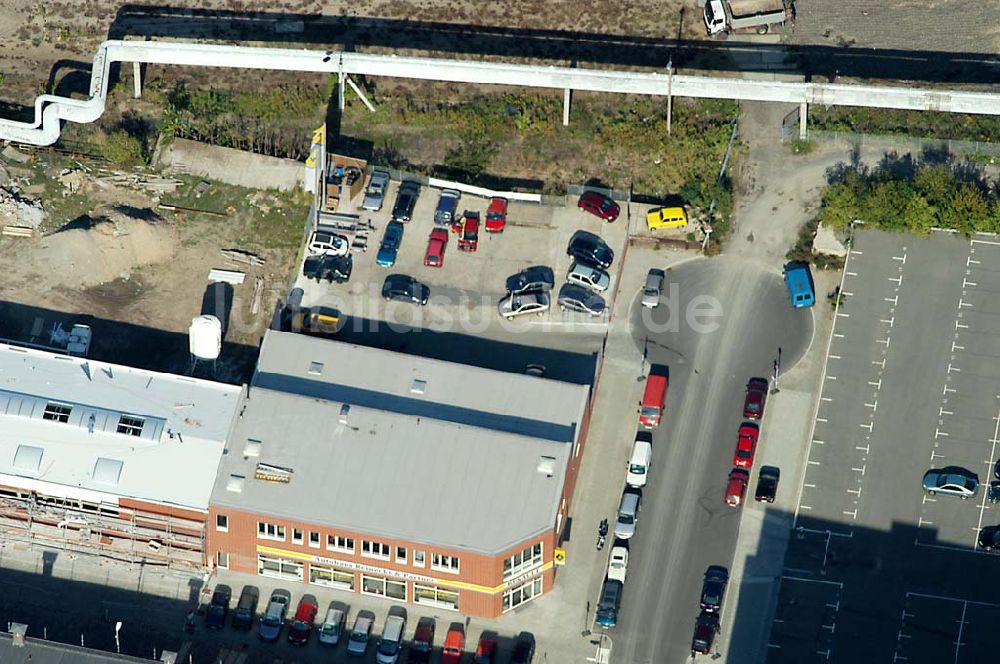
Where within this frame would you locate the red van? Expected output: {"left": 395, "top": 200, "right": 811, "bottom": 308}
{"left": 638, "top": 368, "right": 668, "bottom": 428}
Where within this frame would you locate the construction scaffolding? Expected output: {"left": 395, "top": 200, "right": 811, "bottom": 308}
{"left": 0, "top": 490, "right": 206, "bottom": 570}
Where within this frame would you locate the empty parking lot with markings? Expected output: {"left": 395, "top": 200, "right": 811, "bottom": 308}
{"left": 768, "top": 230, "right": 1000, "bottom": 663}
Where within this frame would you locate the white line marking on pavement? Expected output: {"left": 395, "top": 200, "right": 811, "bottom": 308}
{"left": 952, "top": 343, "right": 964, "bottom": 352}
{"left": 837, "top": 312, "right": 850, "bottom": 318}
{"left": 936, "top": 428, "right": 949, "bottom": 438}
{"left": 956, "top": 322, "right": 969, "bottom": 329}
{"left": 813, "top": 440, "right": 825, "bottom": 445}
{"left": 828, "top": 354, "right": 841, "bottom": 360}
{"left": 907, "top": 591, "right": 1000, "bottom": 607}
{"left": 971, "top": 239, "right": 1000, "bottom": 247}
{"left": 816, "top": 417, "right": 828, "bottom": 423}
{"left": 877, "top": 338, "right": 891, "bottom": 346}
{"left": 821, "top": 397, "right": 832, "bottom": 402}
{"left": 846, "top": 271, "right": 858, "bottom": 276}
{"left": 881, "top": 317, "right": 894, "bottom": 325}
{"left": 889, "top": 276, "right": 902, "bottom": 285}
{"left": 954, "top": 602, "right": 968, "bottom": 663}
{"left": 843, "top": 509, "right": 857, "bottom": 518}
{"left": 852, "top": 466, "right": 866, "bottom": 474}
{"left": 803, "top": 483, "right": 816, "bottom": 488}
{"left": 918, "top": 517, "right": 933, "bottom": 527}
{"left": 850, "top": 250, "right": 864, "bottom": 256}
{"left": 781, "top": 575, "right": 844, "bottom": 588}
{"left": 860, "top": 421, "right": 874, "bottom": 431}
{"left": 846, "top": 488, "right": 861, "bottom": 496}
{"left": 826, "top": 375, "right": 837, "bottom": 380}
{"left": 841, "top": 291, "right": 855, "bottom": 296}
{"left": 940, "top": 408, "right": 953, "bottom": 416}
{"left": 799, "top": 505, "right": 812, "bottom": 510}
{"left": 959, "top": 299, "right": 972, "bottom": 308}
{"left": 975, "top": 401, "right": 1000, "bottom": 544}
{"left": 865, "top": 401, "right": 878, "bottom": 411}
{"left": 869, "top": 380, "right": 882, "bottom": 388}
{"left": 893, "top": 254, "right": 906, "bottom": 263}
{"left": 885, "top": 296, "right": 898, "bottom": 305}
{"left": 948, "top": 364, "right": 961, "bottom": 373}
{"left": 964, "top": 279, "right": 977, "bottom": 287}
{"left": 834, "top": 333, "right": 845, "bottom": 338}
{"left": 855, "top": 445, "right": 869, "bottom": 452}
{"left": 808, "top": 460, "right": 821, "bottom": 465}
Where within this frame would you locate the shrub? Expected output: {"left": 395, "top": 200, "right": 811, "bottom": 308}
{"left": 101, "top": 130, "right": 146, "bottom": 168}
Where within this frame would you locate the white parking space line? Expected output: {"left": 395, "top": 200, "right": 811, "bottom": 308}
{"left": 974, "top": 401, "right": 1000, "bottom": 544}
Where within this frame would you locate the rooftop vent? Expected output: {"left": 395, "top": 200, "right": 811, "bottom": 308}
{"left": 537, "top": 456, "right": 556, "bottom": 477}
{"left": 160, "top": 651, "right": 179, "bottom": 664}
{"left": 308, "top": 361, "right": 324, "bottom": 375}
{"left": 10, "top": 622, "right": 26, "bottom": 647}
{"left": 12, "top": 445, "right": 43, "bottom": 473}
{"left": 255, "top": 462, "right": 293, "bottom": 483}
{"left": 92, "top": 457, "right": 124, "bottom": 486}
{"left": 226, "top": 474, "right": 245, "bottom": 493}
{"left": 410, "top": 379, "right": 427, "bottom": 395}
{"left": 244, "top": 439, "right": 262, "bottom": 458}
{"left": 339, "top": 404, "right": 350, "bottom": 425}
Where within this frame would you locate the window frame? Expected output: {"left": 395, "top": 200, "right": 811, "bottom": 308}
{"left": 256, "top": 522, "right": 286, "bottom": 542}
{"left": 361, "top": 540, "right": 390, "bottom": 561}
{"left": 42, "top": 402, "right": 72, "bottom": 423}
{"left": 216, "top": 551, "right": 229, "bottom": 569}
{"left": 326, "top": 534, "right": 355, "bottom": 554}
{"left": 215, "top": 514, "right": 228, "bottom": 532}
{"left": 413, "top": 550, "right": 425, "bottom": 567}
{"left": 308, "top": 531, "right": 321, "bottom": 549}
{"left": 116, "top": 414, "right": 145, "bottom": 437}
{"left": 431, "top": 553, "right": 460, "bottom": 574}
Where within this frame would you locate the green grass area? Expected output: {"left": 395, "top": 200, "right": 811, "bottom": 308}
{"left": 160, "top": 176, "right": 310, "bottom": 252}
{"left": 809, "top": 106, "right": 1000, "bottom": 143}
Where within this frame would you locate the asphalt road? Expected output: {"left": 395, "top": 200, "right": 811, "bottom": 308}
{"left": 768, "top": 230, "right": 1000, "bottom": 664}
{"left": 613, "top": 258, "right": 813, "bottom": 663}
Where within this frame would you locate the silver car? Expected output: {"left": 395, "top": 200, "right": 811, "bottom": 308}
{"left": 362, "top": 169, "right": 390, "bottom": 211}
{"left": 922, "top": 467, "right": 979, "bottom": 499}
{"left": 642, "top": 269, "right": 664, "bottom": 308}
{"left": 258, "top": 589, "right": 291, "bottom": 642}
{"left": 567, "top": 262, "right": 611, "bottom": 292}
{"left": 614, "top": 490, "right": 641, "bottom": 539}
{"left": 557, "top": 283, "right": 606, "bottom": 316}
{"left": 498, "top": 292, "right": 550, "bottom": 320}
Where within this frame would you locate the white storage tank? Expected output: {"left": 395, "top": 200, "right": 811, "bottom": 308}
{"left": 188, "top": 315, "right": 222, "bottom": 360}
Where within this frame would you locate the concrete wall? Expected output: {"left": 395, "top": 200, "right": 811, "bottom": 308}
{"left": 155, "top": 137, "right": 305, "bottom": 192}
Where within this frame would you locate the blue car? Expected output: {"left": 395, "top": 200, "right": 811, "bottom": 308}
{"left": 377, "top": 221, "right": 404, "bottom": 267}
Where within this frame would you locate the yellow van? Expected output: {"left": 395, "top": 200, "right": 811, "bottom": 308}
{"left": 646, "top": 206, "right": 688, "bottom": 231}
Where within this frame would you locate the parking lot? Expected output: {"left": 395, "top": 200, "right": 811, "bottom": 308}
{"left": 767, "top": 230, "right": 1000, "bottom": 663}
{"left": 292, "top": 179, "right": 631, "bottom": 341}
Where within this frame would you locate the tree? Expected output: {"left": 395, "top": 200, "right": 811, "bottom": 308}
{"left": 913, "top": 165, "right": 956, "bottom": 209}
{"left": 862, "top": 180, "right": 913, "bottom": 230}
{"left": 902, "top": 194, "right": 936, "bottom": 236}
{"left": 818, "top": 182, "right": 860, "bottom": 229}
{"left": 945, "top": 182, "right": 989, "bottom": 233}
{"left": 101, "top": 130, "right": 145, "bottom": 168}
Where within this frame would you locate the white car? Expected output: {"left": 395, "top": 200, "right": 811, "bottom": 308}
{"left": 498, "top": 292, "right": 550, "bottom": 320}
{"left": 567, "top": 262, "right": 611, "bottom": 293}
{"left": 607, "top": 545, "right": 629, "bottom": 583}
{"left": 642, "top": 269, "right": 664, "bottom": 308}
{"left": 308, "top": 230, "right": 350, "bottom": 256}
{"left": 626, "top": 432, "right": 652, "bottom": 488}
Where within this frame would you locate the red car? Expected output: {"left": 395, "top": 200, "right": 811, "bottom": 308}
{"left": 453, "top": 211, "right": 479, "bottom": 252}
{"left": 475, "top": 633, "right": 498, "bottom": 663}
{"left": 287, "top": 595, "right": 318, "bottom": 645}
{"left": 485, "top": 197, "right": 508, "bottom": 233}
{"left": 733, "top": 423, "right": 759, "bottom": 468}
{"left": 743, "top": 378, "right": 769, "bottom": 420}
{"left": 724, "top": 469, "right": 749, "bottom": 507}
{"left": 442, "top": 627, "right": 465, "bottom": 664}
{"left": 578, "top": 191, "right": 620, "bottom": 222}
{"left": 424, "top": 228, "right": 449, "bottom": 267}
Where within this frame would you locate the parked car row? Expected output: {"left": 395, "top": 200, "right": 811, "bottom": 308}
{"left": 595, "top": 369, "right": 670, "bottom": 629}
{"left": 724, "top": 378, "right": 777, "bottom": 508}
{"left": 202, "top": 584, "right": 534, "bottom": 662}
{"left": 689, "top": 565, "right": 729, "bottom": 655}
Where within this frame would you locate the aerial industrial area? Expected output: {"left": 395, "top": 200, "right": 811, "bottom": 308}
{"left": 0, "top": 1, "right": 998, "bottom": 663}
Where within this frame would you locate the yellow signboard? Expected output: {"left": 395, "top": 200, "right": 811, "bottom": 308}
{"left": 554, "top": 549, "right": 566, "bottom": 566}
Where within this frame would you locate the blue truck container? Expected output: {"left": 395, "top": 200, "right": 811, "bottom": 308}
{"left": 783, "top": 262, "right": 815, "bottom": 308}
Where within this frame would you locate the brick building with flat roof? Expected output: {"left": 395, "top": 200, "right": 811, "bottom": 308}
{"left": 207, "top": 330, "right": 594, "bottom": 617}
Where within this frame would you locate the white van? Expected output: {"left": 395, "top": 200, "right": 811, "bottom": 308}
{"left": 626, "top": 432, "right": 653, "bottom": 488}
{"left": 375, "top": 610, "right": 407, "bottom": 664}
{"left": 318, "top": 603, "right": 347, "bottom": 645}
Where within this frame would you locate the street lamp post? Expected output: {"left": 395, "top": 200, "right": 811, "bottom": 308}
{"left": 772, "top": 347, "right": 782, "bottom": 394}
{"left": 114, "top": 621, "right": 122, "bottom": 654}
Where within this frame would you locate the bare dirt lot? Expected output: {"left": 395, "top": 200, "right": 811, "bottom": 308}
{"left": 0, "top": 147, "right": 310, "bottom": 382}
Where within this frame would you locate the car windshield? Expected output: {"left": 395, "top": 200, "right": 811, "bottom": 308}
{"left": 644, "top": 287, "right": 657, "bottom": 296}
{"left": 488, "top": 212, "right": 503, "bottom": 220}
{"left": 262, "top": 615, "right": 280, "bottom": 627}
{"left": 629, "top": 464, "right": 646, "bottom": 475}
{"left": 737, "top": 449, "right": 751, "bottom": 458}
{"left": 618, "top": 513, "right": 634, "bottom": 525}
{"left": 640, "top": 406, "right": 659, "bottom": 418}
{"left": 349, "top": 631, "right": 368, "bottom": 644}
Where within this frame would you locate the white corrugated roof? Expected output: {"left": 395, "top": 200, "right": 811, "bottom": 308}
{"left": 0, "top": 342, "right": 242, "bottom": 510}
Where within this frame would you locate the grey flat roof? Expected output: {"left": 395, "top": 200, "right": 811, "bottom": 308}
{"left": 254, "top": 331, "right": 590, "bottom": 443}
{"left": 0, "top": 632, "right": 154, "bottom": 663}
{"left": 0, "top": 342, "right": 241, "bottom": 510}
{"left": 212, "top": 331, "right": 591, "bottom": 553}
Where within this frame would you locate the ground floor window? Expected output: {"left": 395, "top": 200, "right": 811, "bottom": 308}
{"left": 414, "top": 584, "right": 459, "bottom": 611}
{"left": 503, "top": 577, "right": 543, "bottom": 613}
{"left": 360, "top": 573, "right": 406, "bottom": 601}
{"left": 257, "top": 554, "right": 303, "bottom": 581}
{"left": 309, "top": 564, "right": 355, "bottom": 590}
{"left": 216, "top": 551, "right": 229, "bottom": 569}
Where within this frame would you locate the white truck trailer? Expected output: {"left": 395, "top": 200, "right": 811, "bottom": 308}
{"left": 704, "top": 0, "right": 788, "bottom": 35}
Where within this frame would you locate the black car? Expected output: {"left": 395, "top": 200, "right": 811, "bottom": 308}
{"left": 691, "top": 610, "right": 720, "bottom": 655}
{"left": 755, "top": 465, "right": 780, "bottom": 503}
{"left": 510, "top": 632, "right": 536, "bottom": 664}
{"left": 382, "top": 274, "right": 429, "bottom": 305}
{"left": 557, "top": 283, "right": 606, "bottom": 316}
{"left": 205, "top": 585, "right": 231, "bottom": 630}
{"left": 506, "top": 266, "right": 555, "bottom": 294}
{"left": 699, "top": 566, "right": 729, "bottom": 612}
{"left": 979, "top": 526, "right": 1000, "bottom": 551}
{"left": 392, "top": 181, "right": 421, "bottom": 222}
{"left": 231, "top": 585, "right": 259, "bottom": 631}
{"left": 303, "top": 254, "right": 353, "bottom": 283}
{"left": 567, "top": 230, "right": 614, "bottom": 269}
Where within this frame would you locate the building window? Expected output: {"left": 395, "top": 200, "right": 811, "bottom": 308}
{"left": 413, "top": 550, "right": 425, "bottom": 567}
{"left": 257, "top": 522, "right": 285, "bottom": 541}
{"left": 361, "top": 540, "right": 390, "bottom": 560}
{"left": 309, "top": 564, "right": 355, "bottom": 590}
{"left": 396, "top": 547, "right": 407, "bottom": 564}
{"left": 309, "top": 531, "right": 320, "bottom": 548}
{"left": 257, "top": 554, "right": 303, "bottom": 581}
{"left": 292, "top": 528, "right": 304, "bottom": 545}
{"left": 414, "top": 584, "right": 459, "bottom": 610}
{"left": 116, "top": 415, "right": 145, "bottom": 436}
{"left": 361, "top": 574, "right": 406, "bottom": 600}
{"left": 327, "top": 535, "right": 355, "bottom": 553}
{"left": 215, "top": 514, "right": 228, "bottom": 532}
{"left": 43, "top": 403, "right": 72, "bottom": 423}
{"left": 503, "top": 543, "right": 543, "bottom": 580}
{"left": 503, "top": 577, "right": 544, "bottom": 612}
{"left": 431, "top": 553, "right": 460, "bottom": 574}
{"left": 216, "top": 551, "right": 229, "bottom": 569}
